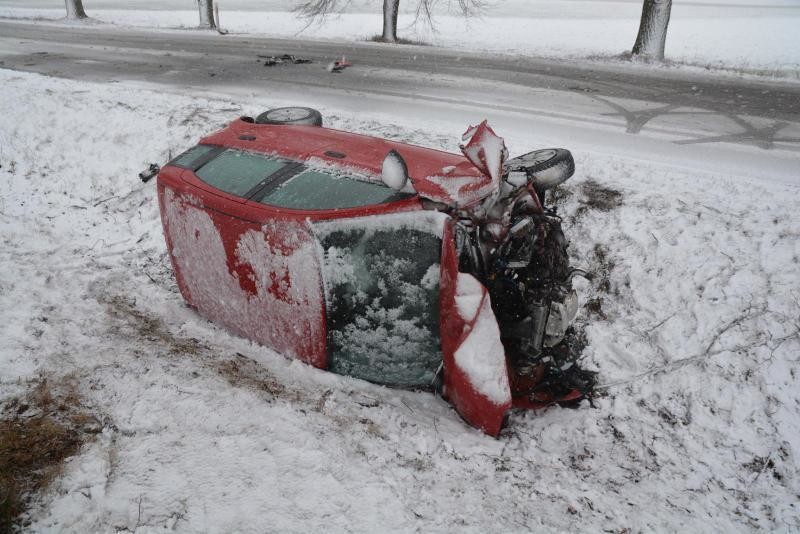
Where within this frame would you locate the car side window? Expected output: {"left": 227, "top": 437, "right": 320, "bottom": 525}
{"left": 318, "top": 226, "right": 442, "bottom": 387}
{"left": 168, "top": 144, "right": 220, "bottom": 169}
{"left": 194, "top": 149, "right": 289, "bottom": 198}
{"left": 182, "top": 147, "right": 412, "bottom": 208}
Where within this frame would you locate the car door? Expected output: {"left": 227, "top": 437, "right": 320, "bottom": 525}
{"left": 438, "top": 221, "right": 512, "bottom": 436}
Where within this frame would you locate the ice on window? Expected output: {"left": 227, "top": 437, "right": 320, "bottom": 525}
{"left": 314, "top": 212, "right": 449, "bottom": 387}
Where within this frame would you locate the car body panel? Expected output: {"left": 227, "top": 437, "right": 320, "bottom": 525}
{"left": 156, "top": 118, "right": 542, "bottom": 435}
{"left": 158, "top": 172, "right": 329, "bottom": 367}
{"left": 439, "top": 222, "right": 511, "bottom": 436}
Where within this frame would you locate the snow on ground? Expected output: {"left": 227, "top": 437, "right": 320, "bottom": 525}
{"left": 0, "top": 0, "right": 798, "bottom": 77}
{"left": 1, "top": 68, "right": 799, "bottom": 531}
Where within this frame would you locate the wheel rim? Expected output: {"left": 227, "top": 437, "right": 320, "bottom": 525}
{"left": 266, "top": 107, "right": 311, "bottom": 122}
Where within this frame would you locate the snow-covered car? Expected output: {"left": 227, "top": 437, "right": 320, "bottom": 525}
{"left": 153, "top": 107, "right": 592, "bottom": 436}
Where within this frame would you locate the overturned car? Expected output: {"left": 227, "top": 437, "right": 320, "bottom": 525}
{"left": 152, "top": 107, "right": 594, "bottom": 436}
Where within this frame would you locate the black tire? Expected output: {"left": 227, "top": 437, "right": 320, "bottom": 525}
{"left": 255, "top": 107, "right": 323, "bottom": 126}
{"left": 505, "top": 148, "right": 575, "bottom": 189}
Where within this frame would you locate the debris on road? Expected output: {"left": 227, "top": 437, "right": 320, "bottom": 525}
{"left": 258, "top": 54, "right": 312, "bottom": 66}
{"left": 327, "top": 56, "right": 352, "bottom": 73}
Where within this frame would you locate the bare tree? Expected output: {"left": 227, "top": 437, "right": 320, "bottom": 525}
{"left": 197, "top": 0, "right": 217, "bottom": 29}
{"left": 413, "top": 0, "right": 483, "bottom": 30}
{"left": 383, "top": 0, "right": 400, "bottom": 42}
{"left": 632, "top": 0, "right": 672, "bottom": 61}
{"left": 294, "top": 0, "right": 344, "bottom": 20}
{"left": 64, "top": 0, "right": 87, "bottom": 19}
{"left": 295, "top": 0, "right": 484, "bottom": 43}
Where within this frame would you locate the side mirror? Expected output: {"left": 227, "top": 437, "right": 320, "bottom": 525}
{"left": 381, "top": 150, "right": 409, "bottom": 191}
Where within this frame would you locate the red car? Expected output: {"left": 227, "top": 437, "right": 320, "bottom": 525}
{"left": 151, "top": 107, "right": 592, "bottom": 436}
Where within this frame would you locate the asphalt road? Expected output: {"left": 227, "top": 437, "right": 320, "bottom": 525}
{"left": 2, "top": 20, "right": 799, "bottom": 116}
{"left": 1, "top": 19, "right": 798, "bottom": 181}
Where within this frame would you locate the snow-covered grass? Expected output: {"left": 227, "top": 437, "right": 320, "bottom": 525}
{"left": 1, "top": 68, "right": 799, "bottom": 531}
{"left": 0, "top": 0, "right": 798, "bottom": 78}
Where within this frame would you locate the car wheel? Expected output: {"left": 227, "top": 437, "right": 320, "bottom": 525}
{"left": 505, "top": 148, "right": 575, "bottom": 190}
{"left": 506, "top": 148, "right": 573, "bottom": 175}
{"left": 255, "top": 107, "right": 323, "bottom": 126}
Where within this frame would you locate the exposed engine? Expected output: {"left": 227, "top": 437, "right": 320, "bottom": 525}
{"left": 374, "top": 121, "right": 597, "bottom": 407}
{"left": 451, "top": 148, "right": 596, "bottom": 405}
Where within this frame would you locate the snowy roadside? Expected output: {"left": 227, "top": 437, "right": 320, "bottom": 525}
{"left": 0, "top": 0, "right": 798, "bottom": 82}
{"left": 1, "top": 69, "right": 799, "bottom": 531}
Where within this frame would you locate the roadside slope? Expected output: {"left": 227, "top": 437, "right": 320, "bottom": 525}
{"left": 1, "top": 70, "right": 798, "bottom": 531}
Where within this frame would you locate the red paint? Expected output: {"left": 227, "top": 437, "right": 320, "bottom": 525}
{"left": 439, "top": 222, "right": 511, "bottom": 436}
{"left": 459, "top": 120, "right": 506, "bottom": 182}
{"left": 512, "top": 389, "right": 584, "bottom": 410}
{"left": 157, "top": 118, "right": 527, "bottom": 436}
{"left": 158, "top": 168, "right": 330, "bottom": 368}
{"left": 200, "top": 119, "right": 489, "bottom": 208}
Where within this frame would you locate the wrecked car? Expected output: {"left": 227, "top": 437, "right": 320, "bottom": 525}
{"left": 151, "top": 106, "right": 593, "bottom": 436}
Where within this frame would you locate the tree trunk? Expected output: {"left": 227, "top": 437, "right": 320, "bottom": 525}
{"left": 382, "top": 0, "right": 399, "bottom": 42}
{"left": 197, "top": 0, "right": 217, "bottom": 29}
{"left": 632, "top": 0, "right": 672, "bottom": 61}
{"left": 64, "top": 0, "right": 87, "bottom": 19}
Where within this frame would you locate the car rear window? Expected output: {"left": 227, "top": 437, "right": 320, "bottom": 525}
{"left": 194, "top": 149, "right": 289, "bottom": 198}
{"left": 257, "top": 169, "right": 411, "bottom": 210}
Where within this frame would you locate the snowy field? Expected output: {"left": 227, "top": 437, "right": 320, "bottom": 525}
{"left": 1, "top": 67, "right": 799, "bottom": 531}
{"left": 0, "top": 0, "right": 799, "bottom": 76}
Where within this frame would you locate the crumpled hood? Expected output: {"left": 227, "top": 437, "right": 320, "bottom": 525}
{"left": 408, "top": 121, "right": 508, "bottom": 208}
